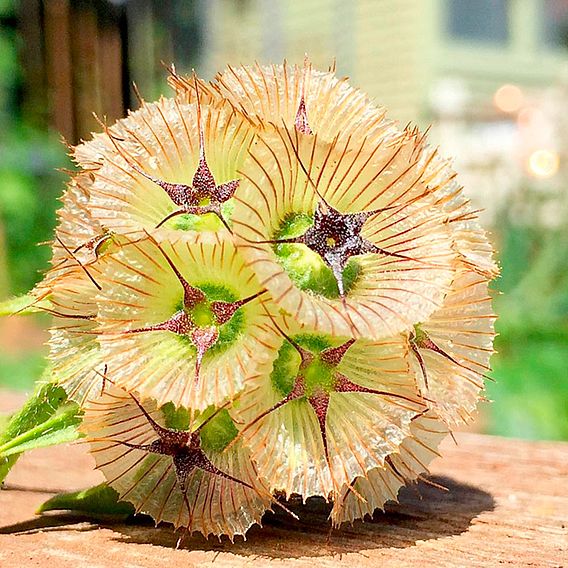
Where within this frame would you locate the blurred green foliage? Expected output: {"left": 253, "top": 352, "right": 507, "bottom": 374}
{"left": 0, "top": 349, "right": 47, "bottom": 392}
{"left": 488, "top": 208, "right": 568, "bottom": 441}
{"left": 0, "top": 0, "right": 68, "bottom": 297}
{"left": 0, "top": 0, "right": 65, "bottom": 394}
{"left": 0, "top": 130, "right": 67, "bottom": 294}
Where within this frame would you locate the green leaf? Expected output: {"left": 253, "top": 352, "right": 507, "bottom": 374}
{"left": 38, "top": 483, "right": 135, "bottom": 518}
{"left": 0, "top": 403, "right": 82, "bottom": 457}
{"left": 0, "top": 426, "right": 79, "bottom": 457}
{"left": 0, "top": 381, "right": 81, "bottom": 483}
{"left": 0, "top": 293, "right": 51, "bottom": 316}
{"left": 0, "top": 413, "right": 10, "bottom": 433}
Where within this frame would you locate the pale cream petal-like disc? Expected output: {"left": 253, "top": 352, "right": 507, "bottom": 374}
{"left": 51, "top": 174, "right": 104, "bottom": 266}
{"left": 205, "top": 61, "right": 400, "bottom": 147}
{"left": 45, "top": 263, "right": 106, "bottom": 405}
{"left": 327, "top": 335, "right": 426, "bottom": 486}
{"left": 84, "top": 97, "right": 254, "bottom": 235}
{"left": 241, "top": 395, "right": 333, "bottom": 499}
{"left": 410, "top": 269, "right": 497, "bottom": 425}
{"left": 96, "top": 235, "right": 280, "bottom": 410}
{"left": 235, "top": 322, "right": 425, "bottom": 498}
{"left": 233, "top": 126, "right": 456, "bottom": 339}
{"left": 326, "top": 392, "right": 423, "bottom": 490}
{"left": 428, "top": 155, "right": 498, "bottom": 279}
{"left": 35, "top": 172, "right": 109, "bottom": 297}
{"left": 330, "top": 412, "right": 448, "bottom": 526}
{"left": 81, "top": 387, "right": 272, "bottom": 539}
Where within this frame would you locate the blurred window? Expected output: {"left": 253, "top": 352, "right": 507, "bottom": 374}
{"left": 542, "top": 0, "right": 568, "bottom": 49}
{"left": 447, "top": 0, "right": 510, "bottom": 44}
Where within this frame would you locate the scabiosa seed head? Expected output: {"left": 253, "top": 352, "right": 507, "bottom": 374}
{"left": 27, "top": 57, "right": 498, "bottom": 539}
{"left": 232, "top": 125, "right": 457, "bottom": 338}
{"left": 81, "top": 385, "right": 274, "bottom": 540}
{"left": 80, "top": 96, "right": 254, "bottom": 236}
{"left": 233, "top": 315, "right": 427, "bottom": 498}
{"left": 407, "top": 269, "right": 497, "bottom": 425}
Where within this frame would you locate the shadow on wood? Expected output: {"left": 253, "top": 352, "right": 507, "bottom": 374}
{"left": 0, "top": 475, "right": 494, "bottom": 556}
{"left": 0, "top": 514, "right": 102, "bottom": 536}
{"left": 2, "top": 430, "right": 566, "bottom": 566}
{"left": 26, "top": 474, "right": 490, "bottom": 557}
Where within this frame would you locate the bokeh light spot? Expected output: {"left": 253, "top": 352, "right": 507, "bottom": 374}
{"left": 527, "top": 149, "right": 559, "bottom": 178}
{"left": 494, "top": 84, "right": 523, "bottom": 113}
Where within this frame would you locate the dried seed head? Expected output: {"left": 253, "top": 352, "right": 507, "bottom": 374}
{"left": 234, "top": 316, "right": 426, "bottom": 498}
{"left": 82, "top": 98, "right": 254, "bottom": 235}
{"left": 233, "top": 125, "right": 456, "bottom": 339}
{"left": 129, "top": 100, "right": 241, "bottom": 232}
{"left": 81, "top": 385, "right": 273, "bottom": 539}
{"left": 31, "top": 60, "right": 499, "bottom": 536}
{"left": 408, "top": 269, "right": 497, "bottom": 425}
{"left": 96, "top": 235, "right": 280, "bottom": 410}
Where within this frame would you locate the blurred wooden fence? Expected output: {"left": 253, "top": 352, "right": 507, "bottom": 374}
{"left": 19, "top": 0, "right": 127, "bottom": 143}
{"left": 18, "top": 0, "right": 200, "bottom": 144}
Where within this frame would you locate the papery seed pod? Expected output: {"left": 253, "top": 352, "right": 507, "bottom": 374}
{"left": 330, "top": 412, "right": 449, "bottom": 526}
{"left": 51, "top": 173, "right": 107, "bottom": 267}
{"left": 95, "top": 234, "right": 280, "bottom": 410}
{"left": 420, "top": 152, "right": 499, "bottom": 280}
{"left": 81, "top": 385, "right": 273, "bottom": 540}
{"left": 234, "top": 314, "right": 426, "bottom": 499}
{"left": 171, "top": 59, "right": 400, "bottom": 147}
{"left": 407, "top": 269, "right": 497, "bottom": 426}
{"left": 42, "top": 263, "right": 106, "bottom": 405}
{"left": 37, "top": 172, "right": 110, "bottom": 293}
{"left": 32, "top": 172, "right": 106, "bottom": 403}
{"left": 442, "top": 185, "right": 499, "bottom": 279}
{"left": 79, "top": 96, "right": 254, "bottom": 236}
{"left": 232, "top": 124, "right": 457, "bottom": 339}
{"left": 35, "top": 173, "right": 148, "bottom": 403}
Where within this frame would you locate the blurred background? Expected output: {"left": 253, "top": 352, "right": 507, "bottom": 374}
{"left": 0, "top": 0, "right": 567, "bottom": 440}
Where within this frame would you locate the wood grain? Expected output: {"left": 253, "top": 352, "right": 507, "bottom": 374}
{"left": 0, "top": 389, "right": 566, "bottom": 567}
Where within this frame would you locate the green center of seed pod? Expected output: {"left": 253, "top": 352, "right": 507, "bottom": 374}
{"left": 191, "top": 303, "right": 215, "bottom": 327}
{"left": 271, "top": 333, "right": 340, "bottom": 397}
{"left": 413, "top": 323, "right": 428, "bottom": 343}
{"left": 303, "top": 359, "right": 335, "bottom": 394}
{"left": 198, "top": 408, "right": 239, "bottom": 452}
{"left": 272, "top": 212, "right": 361, "bottom": 299}
{"left": 170, "top": 201, "right": 234, "bottom": 232}
{"left": 160, "top": 403, "right": 238, "bottom": 452}
{"left": 161, "top": 402, "right": 191, "bottom": 430}
{"left": 175, "top": 281, "right": 245, "bottom": 355}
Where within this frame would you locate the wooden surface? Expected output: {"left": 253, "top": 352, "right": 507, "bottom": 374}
{"left": 0, "top": 389, "right": 567, "bottom": 567}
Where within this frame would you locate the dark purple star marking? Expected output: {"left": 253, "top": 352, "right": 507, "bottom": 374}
{"left": 123, "top": 241, "right": 263, "bottom": 382}
{"left": 109, "top": 393, "right": 253, "bottom": 518}
{"left": 261, "top": 201, "right": 414, "bottom": 296}
{"left": 294, "top": 96, "right": 312, "bottom": 135}
{"left": 240, "top": 327, "right": 420, "bottom": 466}
{"left": 294, "top": 57, "right": 313, "bottom": 135}
{"left": 409, "top": 325, "right": 491, "bottom": 391}
{"left": 131, "top": 101, "right": 239, "bottom": 232}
